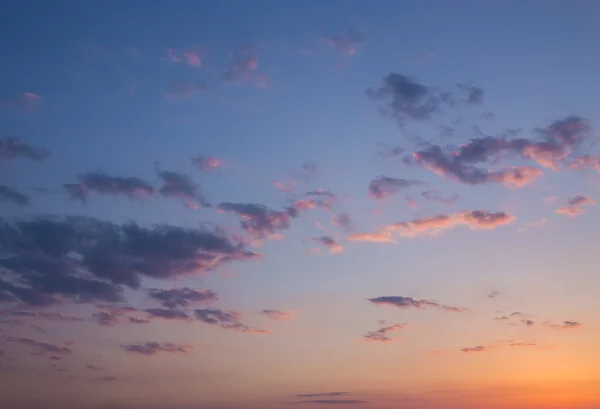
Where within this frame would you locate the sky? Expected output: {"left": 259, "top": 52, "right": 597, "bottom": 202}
{"left": 1, "top": 1, "right": 600, "bottom": 408}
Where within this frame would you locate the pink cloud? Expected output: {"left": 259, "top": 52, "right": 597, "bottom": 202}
{"left": 555, "top": 194, "right": 595, "bottom": 217}
{"left": 0, "top": 92, "right": 41, "bottom": 111}
{"left": 570, "top": 155, "right": 600, "bottom": 173}
{"left": 162, "top": 47, "right": 202, "bottom": 67}
{"left": 487, "top": 166, "right": 543, "bottom": 188}
{"left": 191, "top": 154, "right": 222, "bottom": 172}
{"left": 322, "top": 28, "right": 369, "bottom": 56}
{"left": 346, "top": 231, "right": 397, "bottom": 244}
{"left": 312, "top": 236, "right": 344, "bottom": 254}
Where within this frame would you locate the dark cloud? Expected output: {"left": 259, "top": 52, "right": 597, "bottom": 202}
{"left": 218, "top": 202, "right": 298, "bottom": 239}
{"left": 487, "top": 290, "right": 500, "bottom": 299}
{"left": 0, "top": 137, "right": 49, "bottom": 161}
{"left": 0, "top": 216, "right": 258, "bottom": 306}
{"left": 64, "top": 172, "right": 154, "bottom": 202}
{"left": 422, "top": 189, "right": 457, "bottom": 205}
{"left": 144, "top": 308, "right": 190, "bottom": 321}
{"left": 458, "top": 84, "right": 484, "bottom": 105}
{"left": 322, "top": 28, "right": 368, "bottom": 56}
{"left": 148, "top": 288, "right": 218, "bottom": 308}
{"left": 297, "top": 393, "right": 350, "bottom": 398}
{"left": 367, "top": 296, "right": 469, "bottom": 312}
{"left": 460, "top": 346, "right": 487, "bottom": 353}
{"left": 368, "top": 176, "right": 423, "bottom": 200}
{"left": 4, "top": 336, "right": 72, "bottom": 355}
{"left": 545, "top": 321, "right": 582, "bottom": 330}
{"left": 92, "top": 306, "right": 137, "bottom": 326}
{"left": 363, "top": 323, "right": 406, "bottom": 343}
{"left": 129, "top": 317, "right": 150, "bottom": 324}
{"left": 194, "top": 308, "right": 266, "bottom": 333}
{"left": 86, "top": 365, "right": 104, "bottom": 371}
{"left": 522, "top": 319, "right": 535, "bottom": 326}
{"left": 121, "top": 342, "right": 192, "bottom": 356}
{"left": 0, "top": 185, "right": 30, "bottom": 206}
{"left": 367, "top": 73, "right": 453, "bottom": 124}
{"left": 156, "top": 169, "right": 208, "bottom": 207}
{"left": 312, "top": 236, "right": 343, "bottom": 254}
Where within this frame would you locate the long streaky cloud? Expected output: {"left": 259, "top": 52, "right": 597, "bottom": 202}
{"left": 555, "top": 195, "right": 595, "bottom": 217}
{"left": 367, "top": 296, "right": 469, "bottom": 312}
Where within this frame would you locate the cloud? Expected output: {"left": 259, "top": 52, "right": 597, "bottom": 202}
{"left": 86, "top": 365, "right": 104, "bottom": 371}
{"left": 144, "top": 308, "right": 190, "bottom": 321}
{"left": 191, "top": 155, "right": 222, "bottom": 172}
{"left": 0, "top": 185, "right": 30, "bottom": 206}
{"left": 157, "top": 169, "right": 208, "bottom": 206}
{"left": 383, "top": 210, "right": 515, "bottom": 238}
{"left": 297, "top": 393, "right": 350, "bottom": 398}
{"left": 346, "top": 231, "right": 397, "bottom": 244}
{"left": 522, "top": 319, "right": 535, "bottom": 326}
{"left": 367, "top": 73, "right": 453, "bottom": 124}
{"left": 322, "top": 28, "right": 368, "bottom": 56}
{"left": 148, "top": 288, "right": 218, "bottom": 308}
{"left": 544, "top": 321, "right": 582, "bottom": 330}
{"left": 368, "top": 176, "right": 423, "bottom": 200}
{"left": 164, "top": 80, "right": 206, "bottom": 99}
{"left": 218, "top": 202, "right": 298, "bottom": 239}
{"left": 0, "top": 310, "right": 85, "bottom": 322}
{"left": 555, "top": 195, "right": 595, "bottom": 216}
{"left": 121, "top": 342, "right": 192, "bottom": 356}
{"left": 570, "top": 155, "right": 600, "bottom": 173}
{"left": 129, "top": 317, "right": 150, "bottom": 324}
{"left": 0, "top": 216, "right": 258, "bottom": 306}
{"left": 223, "top": 45, "right": 261, "bottom": 85}
{"left": 487, "top": 290, "right": 500, "bottom": 299}
{"left": 312, "top": 236, "right": 344, "bottom": 254}
{"left": 162, "top": 47, "right": 202, "bottom": 67}
{"left": 363, "top": 323, "right": 407, "bottom": 343}
{"left": 457, "top": 84, "right": 484, "bottom": 105}
{"left": 194, "top": 308, "right": 266, "bottom": 333}
{"left": 412, "top": 116, "right": 591, "bottom": 185}
{"left": 4, "top": 336, "right": 72, "bottom": 355}
{"left": 262, "top": 309, "right": 295, "bottom": 321}
{"left": 367, "top": 296, "right": 469, "bottom": 312}
{"left": 64, "top": 172, "right": 154, "bottom": 202}
{"left": 331, "top": 213, "right": 354, "bottom": 231}
{"left": 0, "top": 138, "right": 50, "bottom": 161}
{"left": 0, "top": 92, "right": 41, "bottom": 111}
{"left": 97, "top": 376, "right": 120, "bottom": 382}
{"left": 92, "top": 306, "right": 137, "bottom": 326}
{"left": 422, "top": 189, "right": 458, "bottom": 205}
{"left": 461, "top": 345, "right": 494, "bottom": 353}
{"left": 290, "top": 400, "right": 367, "bottom": 405}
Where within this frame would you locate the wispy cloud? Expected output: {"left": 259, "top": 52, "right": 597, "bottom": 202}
{"left": 0, "top": 138, "right": 50, "bottom": 161}
{"left": 5, "top": 336, "right": 72, "bottom": 356}
{"left": 312, "top": 236, "right": 344, "bottom": 254}
{"left": 194, "top": 308, "right": 266, "bottom": 333}
{"left": 157, "top": 169, "right": 209, "bottom": 207}
{"left": 322, "top": 28, "right": 369, "bottom": 56}
{"left": 191, "top": 154, "right": 222, "bottom": 172}
{"left": 555, "top": 195, "right": 595, "bottom": 216}
{"left": 346, "top": 231, "right": 397, "bottom": 244}
{"left": 367, "top": 296, "right": 469, "bottom": 312}
{"left": 0, "top": 92, "right": 41, "bottom": 111}
{"left": 544, "top": 321, "right": 582, "bottom": 330}
{"left": 148, "top": 288, "right": 218, "bottom": 308}
{"left": 296, "top": 393, "right": 350, "bottom": 398}
{"left": 161, "top": 46, "right": 202, "bottom": 67}
{"left": 121, "top": 342, "right": 192, "bottom": 356}
{"left": 64, "top": 172, "right": 154, "bottom": 202}
{"left": 223, "top": 45, "right": 263, "bottom": 86}
{"left": 0, "top": 185, "right": 30, "bottom": 206}
{"left": 218, "top": 202, "right": 298, "bottom": 239}
{"left": 261, "top": 309, "right": 295, "bottom": 321}
{"left": 363, "top": 323, "right": 407, "bottom": 343}
{"left": 368, "top": 176, "right": 423, "bottom": 200}
{"left": 422, "top": 189, "right": 458, "bottom": 204}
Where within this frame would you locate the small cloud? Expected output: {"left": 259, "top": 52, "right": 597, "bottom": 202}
{"left": 223, "top": 45, "right": 263, "bottom": 86}
{"left": 290, "top": 400, "right": 366, "bottom": 405}
{"left": 544, "top": 321, "right": 582, "bottom": 330}
{"left": 5, "top": 336, "right": 72, "bottom": 356}
{"left": 218, "top": 202, "right": 297, "bottom": 239}
{"left": 322, "top": 28, "right": 369, "bottom": 56}
{"left": 86, "top": 365, "right": 104, "bottom": 371}
{"left": 121, "top": 342, "right": 192, "bottom": 356}
{"left": 487, "top": 290, "right": 500, "bottom": 299}
{"left": 331, "top": 213, "right": 354, "bottom": 231}
{"left": 64, "top": 172, "right": 154, "bottom": 202}
{"left": 191, "top": 155, "right": 222, "bottom": 172}
{"left": 161, "top": 46, "right": 203, "bottom": 67}
{"left": 297, "top": 393, "right": 350, "bottom": 398}
{"left": 346, "top": 231, "right": 397, "bottom": 244}
{"left": 0, "top": 92, "right": 41, "bottom": 111}
{"left": 363, "top": 323, "right": 407, "bottom": 343}
{"left": 368, "top": 176, "right": 423, "bottom": 200}
{"left": 312, "top": 236, "right": 344, "bottom": 254}
{"left": 422, "top": 189, "right": 458, "bottom": 205}
{"left": 0, "top": 138, "right": 50, "bottom": 161}
{"left": 157, "top": 169, "right": 208, "bottom": 207}
{"left": 261, "top": 309, "right": 295, "bottom": 321}
{"left": 460, "top": 345, "right": 490, "bottom": 353}
{"left": 556, "top": 195, "right": 595, "bottom": 217}
{"left": 194, "top": 308, "right": 266, "bottom": 333}
{"left": 367, "top": 296, "right": 469, "bottom": 312}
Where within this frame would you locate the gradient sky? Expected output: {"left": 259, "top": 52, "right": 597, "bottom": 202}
{"left": 1, "top": 1, "right": 600, "bottom": 409}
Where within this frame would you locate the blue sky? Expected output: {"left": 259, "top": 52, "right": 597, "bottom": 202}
{"left": 1, "top": 1, "right": 600, "bottom": 409}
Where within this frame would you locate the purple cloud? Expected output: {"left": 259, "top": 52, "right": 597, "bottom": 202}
{"left": 218, "top": 202, "right": 298, "bottom": 239}
{"left": 367, "top": 296, "right": 469, "bottom": 312}
{"left": 0, "top": 138, "right": 49, "bottom": 161}
{"left": 368, "top": 176, "right": 423, "bottom": 200}
{"left": 363, "top": 323, "right": 407, "bottom": 343}
{"left": 157, "top": 169, "right": 208, "bottom": 207}
{"left": 194, "top": 308, "right": 267, "bottom": 333}
{"left": 0, "top": 185, "right": 30, "bottom": 206}
{"left": 121, "top": 342, "right": 192, "bottom": 356}
{"left": 5, "top": 336, "right": 72, "bottom": 355}
{"left": 64, "top": 172, "right": 154, "bottom": 202}
{"left": 148, "top": 288, "right": 218, "bottom": 308}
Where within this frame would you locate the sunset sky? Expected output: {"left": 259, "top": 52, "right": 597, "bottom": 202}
{"left": 1, "top": 1, "right": 600, "bottom": 409}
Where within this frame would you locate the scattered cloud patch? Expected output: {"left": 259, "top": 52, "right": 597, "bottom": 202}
{"left": 218, "top": 202, "right": 298, "bottom": 239}
{"left": 368, "top": 176, "right": 423, "bottom": 200}
{"left": 367, "top": 296, "right": 469, "bottom": 312}
{"left": 194, "top": 308, "right": 266, "bottom": 333}
{"left": 157, "top": 169, "right": 209, "bottom": 207}
{"left": 363, "top": 323, "right": 407, "bottom": 343}
{"left": 555, "top": 195, "right": 595, "bottom": 216}
{"left": 4, "top": 336, "right": 72, "bottom": 355}
{"left": 121, "top": 342, "right": 192, "bottom": 356}
{"left": 0, "top": 185, "right": 30, "bottom": 206}
{"left": 64, "top": 172, "right": 154, "bottom": 202}
{"left": 191, "top": 155, "right": 222, "bottom": 172}
{"left": 322, "top": 28, "right": 368, "bottom": 56}
{"left": 0, "top": 138, "right": 49, "bottom": 161}
{"left": 262, "top": 309, "right": 295, "bottom": 321}
{"left": 148, "top": 288, "right": 218, "bottom": 308}
{"left": 312, "top": 236, "right": 343, "bottom": 254}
